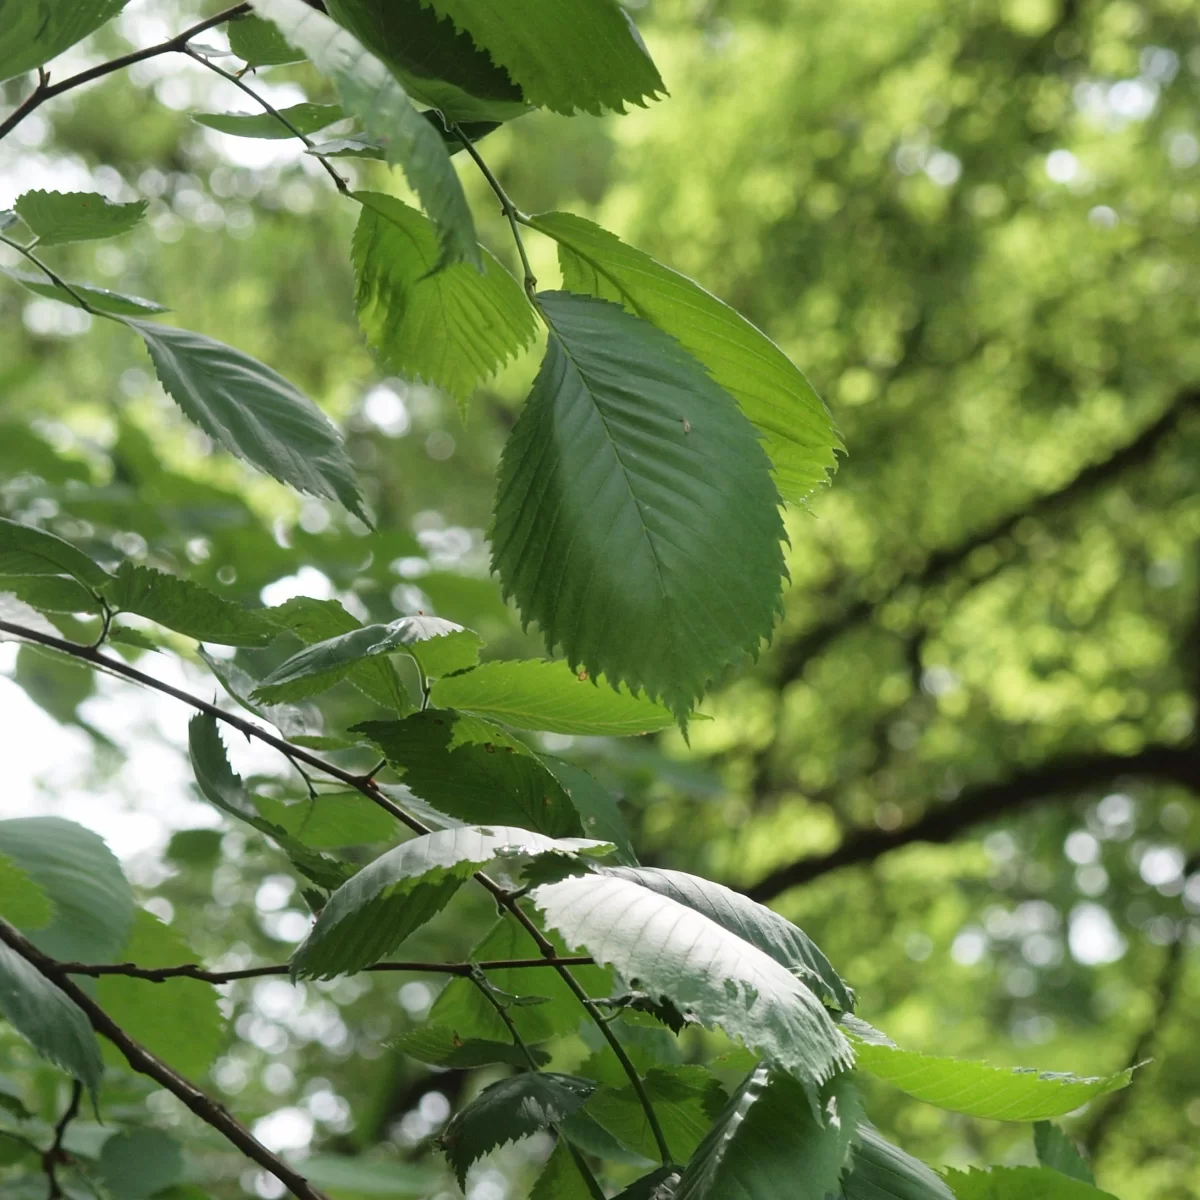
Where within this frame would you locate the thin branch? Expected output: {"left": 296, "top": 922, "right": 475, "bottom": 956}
{"left": 0, "top": 233, "right": 98, "bottom": 314}
{"left": 43, "top": 1080, "right": 81, "bottom": 1200}
{"left": 60, "top": 955, "right": 594, "bottom": 983}
{"left": 0, "top": 920, "right": 331, "bottom": 1200}
{"left": 747, "top": 743, "right": 1200, "bottom": 901}
{"left": 0, "top": 4, "right": 251, "bottom": 143}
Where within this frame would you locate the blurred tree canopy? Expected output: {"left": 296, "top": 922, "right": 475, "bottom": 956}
{"left": 0, "top": 0, "right": 1197, "bottom": 1198}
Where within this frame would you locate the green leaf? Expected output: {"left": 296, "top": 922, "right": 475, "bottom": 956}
{"left": 587, "top": 1066, "right": 728, "bottom": 1164}
{"left": 841, "top": 1124, "right": 955, "bottom": 1200}
{"left": 440, "top": 1072, "right": 597, "bottom": 1185}
{"left": 126, "top": 319, "right": 368, "bottom": 521}
{"left": 12, "top": 644, "right": 94, "bottom": 726}
{"left": 430, "top": 659, "right": 675, "bottom": 736}
{"left": 194, "top": 102, "right": 347, "bottom": 139}
{"left": 604, "top": 866, "right": 853, "bottom": 1012}
{"left": 352, "top": 711, "right": 584, "bottom": 837}
{"left": 292, "top": 824, "right": 609, "bottom": 978}
{"left": 394, "top": 1023, "right": 550, "bottom": 1069}
{"left": 227, "top": 12, "right": 306, "bottom": 65}
{"left": 252, "top": 792, "right": 399, "bottom": 849}
{"left": 0, "top": 943, "right": 102, "bottom": 1101}
{"left": 298, "top": 1156, "right": 443, "bottom": 1196}
{"left": 0, "top": 818, "right": 133, "bottom": 963}
{"left": 266, "top": 598, "right": 411, "bottom": 713}
{"left": 187, "top": 713, "right": 354, "bottom": 892}
{"left": 387, "top": 613, "right": 483, "bottom": 678}
{"left": 0, "top": 855, "right": 53, "bottom": 930}
{"left": 95, "top": 1128, "right": 185, "bottom": 1200}
{"left": 250, "top": 0, "right": 480, "bottom": 268}
{"left": 96, "top": 910, "right": 226, "bottom": 1079}
{"left": 533, "top": 874, "right": 852, "bottom": 1096}
{"left": 1034, "top": 1123, "right": 1095, "bottom": 1185}
{"left": 13, "top": 190, "right": 147, "bottom": 246}
{"left": 197, "top": 647, "right": 328, "bottom": 745}
{"left": 326, "top": 0, "right": 528, "bottom": 122}
{"left": 0, "top": 574, "right": 100, "bottom": 616}
{"left": 0, "top": 518, "right": 110, "bottom": 588}
{"left": 418, "top": 0, "right": 664, "bottom": 115}
{"left": 849, "top": 1031, "right": 1133, "bottom": 1121}
{"left": 491, "top": 291, "right": 785, "bottom": 723}
{"left": 530, "top": 1139, "right": 596, "bottom": 1200}
{"left": 320, "top": 116, "right": 501, "bottom": 161}
{"left": 672, "top": 1067, "right": 861, "bottom": 1199}
{"left": 532, "top": 212, "right": 840, "bottom": 505}
{"left": 352, "top": 191, "right": 536, "bottom": 409}
{"left": 0, "top": 1, "right": 128, "bottom": 83}
{"left": 612, "top": 1168, "right": 682, "bottom": 1199}
{"left": 944, "top": 1167, "right": 1119, "bottom": 1199}
{"left": 0, "top": 266, "right": 168, "bottom": 316}
{"left": 541, "top": 758, "right": 636, "bottom": 867}
{"left": 104, "top": 562, "right": 276, "bottom": 647}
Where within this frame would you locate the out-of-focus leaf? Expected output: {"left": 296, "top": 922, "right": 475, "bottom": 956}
{"left": 13, "top": 191, "right": 147, "bottom": 246}
{"left": 943, "top": 1167, "right": 1119, "bottom": 1199}
{"left": 95, "top": 1128, "right": 185, "bottom": 1200}
{"left": 194, "top": 102, "right": 346, "bottom": 139}
{"left": 252, "top": 792, "right": 399, "bottom": 849}
{"left": 393, "top": 1024, "right": 550, "bottom": 1069}
{"left": 0, "top": 855, "right": 53, "bottom": 930}
{"left": 294, "top": 1155, "right": 443, "bottom": 1195}
{"left": 227, "top": 12, "right": 306, "bottom": 65}
{"left": 1, "top": 267, "right": 168, "bottom": 316}
{"left": 0, "top": 0, "right": 129, "bottom": 83}
{"left": 1034, "top": 1122, "right": 1095, "bottom": 1185}
{"left": 0, "top": 518, "right": 110, "bottom": 588}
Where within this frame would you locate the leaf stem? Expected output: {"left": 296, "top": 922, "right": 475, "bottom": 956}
{"left": 450, "top": 123, "right": 537, "bottom": 297}
{"left": 0, "top": 233, "right": 99, "bottom": 315}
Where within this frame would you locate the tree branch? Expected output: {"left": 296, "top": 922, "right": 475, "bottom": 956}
{"left": 747, "top": 743, "right": 1200, "bottom": 901}
{"left": 0, "top": 919, "right": 331, "bottom": 1200}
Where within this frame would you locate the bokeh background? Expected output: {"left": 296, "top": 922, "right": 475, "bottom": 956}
{"left": 1, "top": 0, "right": 1198, "bottom": 1196}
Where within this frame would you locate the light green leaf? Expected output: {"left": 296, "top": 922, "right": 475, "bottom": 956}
{"left": 491, "top": 291, "right": 785, "bottom": 723}
{"left": 541, "top": 758, "right": 636, "bottom": 867}
{"left": 297, "top": 1156, "right": 443, "bottom": 1195}
{"left": 0, "top": 0, "right": 128, "bottom": 82}
{"left": 533, "top": 874, "right": 852, "bottom": 1096}
{"left": 1, "top": 266, "right": 168, "bottom": 316}
{"left": 13, "top": 190, "right": 147, "bottom": 246}
{"left": 387, "top": 613, "right": 483, "bottom": 678}
{"left": 104, "top": 561, "right": 276, "bottom": 647}
{"left": 841, "top": 1124, "right": 955, "bottom": 1200}
{"left": 0, "top": 943, "right": 103, "bottom": 1101}
{"left": 97, "top": 910, "right": 226, "bottom": 1079}
{"left": 352, "top": 711, "right": 584, "bottom": 837}
{"left": 326, "top": 0, "right": 528, "bottom": 122}
{"left": 1034, "top": 1123, "right": 1095, "bottom": 1185}
{"left": 126, "top": 319, "right": 368, "bottom": 521}
{"left": 352, "top": 191, "right": 536, "bottom": 410}
{"left": 430, "top": 659, "right": 675, "bottom": 736}
{"left": 266, "top": 598, "right": 411, "bottom": 713}
{"left": 944, "top": 1167, "right": 1119, "bottom": 1199}
{"left": 672, "top": 1067, "right": 861, "bottom": 1199}
{"left": 227, "top": 12, "right": 307, "bottom": 64}
{"left": 0, "top": 818, "right": 133, "bottom": 963}
{"left": 0, "top": 518, "right": 110, "bottom": 588}
{"left": 0, "top": 574, "right": 100, "bottom": 616}
{"left": 586, "top": 1065, "right": 727, "bottom": 1164}
{"left": 419, "top": 0, "right": 664, "bottom": 115}
{"left": 849, "top": 1033, "right": 1133, "bottom": 1121}
{"left": 187, "top": 713, "right": 354, "bottom": 892}
{"left": 95, "top": 1128, "right": 185, "bottom": 1200}
{"left": 292, "top": 824, "right": 609, "bottom": 978}
{"left": 530, "top": 1139, "right": 596, "bottom": 1200}
{"left": 193, "top": 102, "right": 346, "bottom": 139}
{"left": 250, "top": 0, "right": 480, "bottom": 268}
{"left": 393, "top": 1023, "right": 550, "bottom": 1069}
{"left": 532, "top": 212, "right": 839, "bottom": 505}
{"left": 0, "top": 855, "right": 53, "bottom": 931}
{"left": 252, "top": 792, "right": 399, "bottom": 849}
{"left": 440, "top": 1072, "right": 597, "bottom": 1185}
{"left": 605, "top": 866, "right": 853, "bottom": 1012}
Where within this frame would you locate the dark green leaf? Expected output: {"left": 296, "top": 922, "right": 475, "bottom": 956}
{"left": 353, "top": 711, "right": 584, "bottom": 837}
{"left": 1, "top": 266, "right": 168, "bottom": 316}
{"left": 0, "top": 943, "right": 102, "bottom": 1101}
{"left": 105, "top": 561, "right": 276, "bottom": 646}
{"left": 0, "top": 574, "right": 99, "bottom": 616}
{"left": 0, "top": 818, "right": 133, "bottom": 963}
{"left": 393, "top": 1024, "right": 550, "bottom": 1069}
{"left": 187, "top": 713, "right": 353, "bottom": 892}
{"left": 312, "top": 115, "right": 504, "bottom": 161}
{"left": 194, "top": 102, "right": 346, "bottom": 139}
{"left": 430, "top": 659, "right": 675, "bottom": 736}
{"left": 326, "top": 0, "right": 527, "bottom": 122}
{"left": 352, "top": 191, "right": 536, "bottom": 409}
{"left": 307, "top": 135, "right": 387, "bottom": 160}
{"left": 943, "top": 1167, "right": 1119, "bottom": 1199}
{"left": 0, "top": 1, "right": 128, "bottom": 83}
{"left": 250, "top": 0, "right": 480, "bottom": 268}
{"left": 419, "top": 0, "right": 664, "bottom": 115}
{"left": 612, "top": 1167, "right": 682, "bottom": 1199}
{"left": 841, "top": 1124, "right": 954, "bottom": 1200}
{"left": 533, "top": 874, "right": 852, "bottom": 1095}
{"left": 530, "top": 1139, "right": 596, "bottom": 1200}
{"left": 605, "top": 866, "right": 853, "bottom": 1011}
{"left": 541, "top": 758, "right": 636, "bottom": 867}
{"left": 13, "top": 190, "right": 147, "bottom": 246}
{"left": 0, "top": 518, "right": 110, "bottom": 588}
{"left": 126, "top": 319, "right": 368, "bottom": 521}
{"left": 561, "top": 1110, "right": 656, "bottom": 1166}
{"left": 292, "top": 824, "right": 609, "bottom": 978}
{"left": 0, "top": 855, "right": 54, "bottom": 930}
{"left": 252, "top": 792, "right": 399, "bottom": 849}
{"left": 1034, "top": 1123, "right": 1095, "bottom": 1185}
{"left": 227, "top": 12, "right": 305, "bottom": 65}
{"left": 491, "top": 292, "right": 785, "bottom": 723}
{"left": 440, "top": 1072, "right": 596, "bottom": 1185}
{"left": 672, "top": 1068, "right": 861, "bottom": 1199}
{"left": 197, "top": 647, "right": 327, "bottom": 743}
{"left": 95, "top": 1128, "right": 185, "bottom": 1200}
{"left": 532, "top": 212, "right": 840, "bottom": 505}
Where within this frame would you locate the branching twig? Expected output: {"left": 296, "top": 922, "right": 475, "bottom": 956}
{"left": 43, "top": 1080, "right": 81, "bottom": 1200}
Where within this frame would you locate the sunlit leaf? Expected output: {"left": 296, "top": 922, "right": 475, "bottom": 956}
{"left": 252, "top": 792, "right": 399, "bottom": 849}
{"left": 944, "top": 1167, "right": 1119, "bottom": 1199}
{"left": 13, "top": 190, "right": 147, "bottom": 246}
